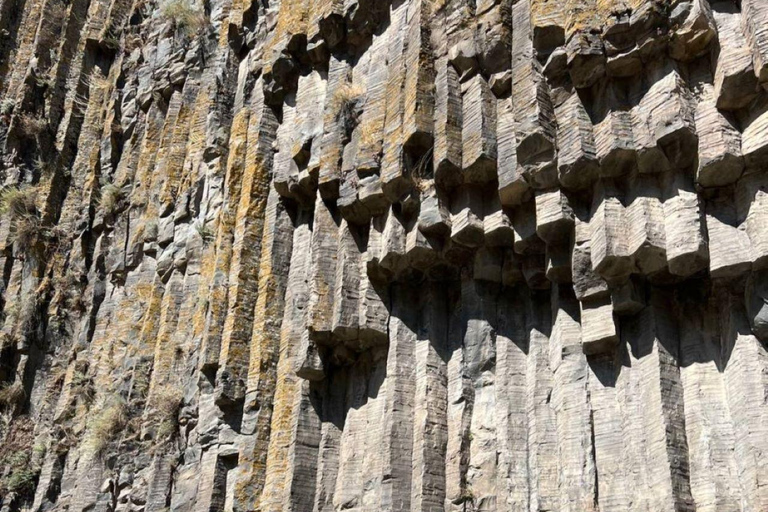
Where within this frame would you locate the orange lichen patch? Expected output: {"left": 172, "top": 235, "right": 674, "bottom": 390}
{"left": 246, "top": 225, "right": 290, "bottom": 397}
{"left": 88, "top": 305, "right": 120, "bottom": 392}
{"left": 159, "top": 95, "right": 193, "bottom": 208}
{"left": 596, "top": 0, "right": 638, "bottom": 37}
{"left": 196, "top": 211, "right": 236, "bottom": 370}
{"left": 531, "top": 0, "right": 566, "bottom": 29}
{"left": 217, "top": 12, "right": 230, "bottom": 47}
{"left": 629, "top": 0, "right": 667, "bottom": 10}
{"left": 597, "top": 0, "right": 631, "bottom": 19}
{"left": 357, "top": 119, "right": 385, "bottom": 168}
{"left": 226, "top": 0, "right": 252, "bottom": 33}
{"left": 224, "top": 110, "right": 251, "bottom": 200}
{"left": 263, "top": 0, "right": 310, "bottom": 60}
{"left": 189, "top": 283, "right": 211, "bottom": 339}
{"left": 190, "top": 238, "right": 221, "bottom": 341}
{"left": 216, "top": 94, "right": 276, "bottom": 387}
{"left": 167, "top": 275, "right": 201, "bottom": 377}
{"left": 4, "top": 0, "right": 44, "bottom": 99}
{"left": 565, "top": 0, "right": 601, "bottom": 37}
{"left": 146, "top": 275, "right": 185, "bottom": 401}
{"left": 427, "top": 0, "right": 448, "bottom": 16}
{"left": 353, "top": 39, "right": 387, "bottom": 169}
{"left": 307, "top": 0, "right": 344, "bottom": 40}
{"left": 259, "top": 347, "right": 302, "bottom": 508}
{"left": 254, "top": 216, "right": 311, "bottom": 510}
{"left": 131, "top": 105, "right": 167, "bottom": 208}
{"left": 178, "top": 82, "right": 210, "bottom": 191}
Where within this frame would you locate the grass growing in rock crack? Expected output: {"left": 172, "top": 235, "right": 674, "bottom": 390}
{"left": 70, "top": 370, "right": 94, "bottom": 405}
{"left": 0, "top": 187, "right": 37, "bottom": 219}
{"left": 0, "top": 416, "right": 39, "bottom": 499}
{"left": 17, "top": 113, "right": 47, "bottom": 137}
{"left": 331, "top": 83, "right": 365, "bottom": 136}
{"left": 87, "top": 71, "right": 111, "bottom": 92}
{"left": 159, "top": 0, "right": 208, "bottom": 37}
{"left": 1, "top": 452, "right": 38, "bottom": 495}
{"left": 0, "top": 98, "right": 14, "bottom": 115}
{"left": 84, "top": 395, "right": 127, "bottom": 455}
{"left": 32, "top": 156, "right": 53, "bottom": 177}
{"left": 409, "top": 145, "right": 434, "bottom": 193}
{"left": 152, "top": 387, "right": 183, "bottom": 444}
{"left": 99, "top": 183, "right": 122, "bottom": 215}
{"left": 194, "top": 221, "right": 214, "bottom": 245}
{"left": 0, "top": 186, "right": 45, "bottom": 247}
{"left": 0, "top": 382, "right": 25, "bottom": 409}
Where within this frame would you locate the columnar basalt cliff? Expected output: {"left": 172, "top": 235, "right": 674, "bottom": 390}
{"left": 0, "top": 0, "right": 767, "bottom": 510}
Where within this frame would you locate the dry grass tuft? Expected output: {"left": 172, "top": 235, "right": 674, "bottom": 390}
{"left": 0, "top": 186, "right": 45, "bottom": 247}
{"left": 87, "top": 71, "right": 111, "bottom": 92}
{"left": 71, "top": 370, "right": 94, "bottom": 405}
{"left": 0, "top": 382, "right": 25, "bottom": 408}
{"left": 410, "top": 145, "right": 434, "bottom": 193}
{"left": 331, "top": 83, "right": 365, "bottom": 134}
{"left": 84, "top": 395, "right": 127, "bottom": 455}
{"left": 0, "top": 187, "right": 36, "bottom": 219}
{"left": 0, "top": 416, "right": 39, "bottom": 498}
{"left": 99, "top": 183, "right": 122, "bottom": 214}
{"left": 152, "top": 387, "right": 183, "bottom": 443}
{"left": 0, "top": 98, "right": 14, "bottom": 115}
{"left": 11, "top": 215, "right": 44, "bottom": 247}
{"left": 17, "top": 113, "right": 47, "bottom": 137}
{"left": 159, "top": 0, "right": 208, "bottom": 37}
{"left": 194, "top": 221, "right": 213, "bottom": 245}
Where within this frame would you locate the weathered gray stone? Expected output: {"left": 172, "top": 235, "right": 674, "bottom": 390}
{"left": 4, "top": 2, "right": 768, "bottom": 511}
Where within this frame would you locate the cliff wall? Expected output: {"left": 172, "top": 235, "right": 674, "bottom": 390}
{"left": 0, "top": 0, "right": 767, "bottom": 510}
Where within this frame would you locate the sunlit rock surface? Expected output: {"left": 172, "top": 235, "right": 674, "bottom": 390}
{"left": 0, "top": 0, "right": 767, "bottom": 510}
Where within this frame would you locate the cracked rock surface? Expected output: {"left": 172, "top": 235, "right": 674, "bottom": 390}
{"left": 0, "top": 0, "right": 767, "bottom": 510}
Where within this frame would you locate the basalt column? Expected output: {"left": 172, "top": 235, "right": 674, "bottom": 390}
{"left": 0, "top": 0, "right": 768, "bottom": 511}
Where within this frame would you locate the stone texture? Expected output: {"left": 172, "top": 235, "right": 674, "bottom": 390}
{"left": 1, "top": 1, "right": 768, "bottom": 511}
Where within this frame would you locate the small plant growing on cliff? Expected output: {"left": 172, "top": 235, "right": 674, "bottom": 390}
{"left": 194, "top": 221, "right": 213, "bottom": 245}
{"left": 71, "top": 370, "right": 95, "bottom": 405}
{"left": 0, "top": 98, "right": 14, "bottom": 115}
{"left": 409, "top": 145, "right": 434, "bottom": 193}
{"left": 159, "top": 0, "right": 208, "bottom": 37}
{"left": 331, "top": 83, "right": 364, "bottom": 136}
{"left": 1, "top": 451, "right": 38, "bottom": 495}
{"left": 99, "top": 183, "right": 122, "bottom": 214}
{"left": 153, "top": 387, "right": 183, "bottom": 443}
{"left": 0, "top": 381, "right": 25, "bottom": 408}
{"left": 459, "top": 486, "right": 475, "bottom": 505}
{"left": 17, "top": 112, "right": 47, "bottom": 137}
{"left": 87, "top": 71, "right": 111, "bottom": 92}
{"left": 0, "top": 416, "right": 39, "bottom": 499}
{"left": 32, "top": 156, "right": 53, "bottom": 177}
{"left": 100, "top": 28, "right": 121, "bottom": 51}
{"left": 0, "top": 187, "right": 36, "bottom": 219}
{"left": 84, "top": 395, "right": 127, "bottom": 455}
{"left": 0, "top": 186, "right": 43, "bottom": 247}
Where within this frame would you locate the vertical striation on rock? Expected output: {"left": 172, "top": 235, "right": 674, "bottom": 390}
{"left": 0, "top": 0, "right": 768, "bottom": 511}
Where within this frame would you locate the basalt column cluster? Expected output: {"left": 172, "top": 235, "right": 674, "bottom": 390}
{"left": 0, "top": 0, "right": 767, "bottom": 511}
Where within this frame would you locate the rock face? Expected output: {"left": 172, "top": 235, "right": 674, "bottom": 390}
{"left": 1, "top": 0, "right": 768, "bottom": 510}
